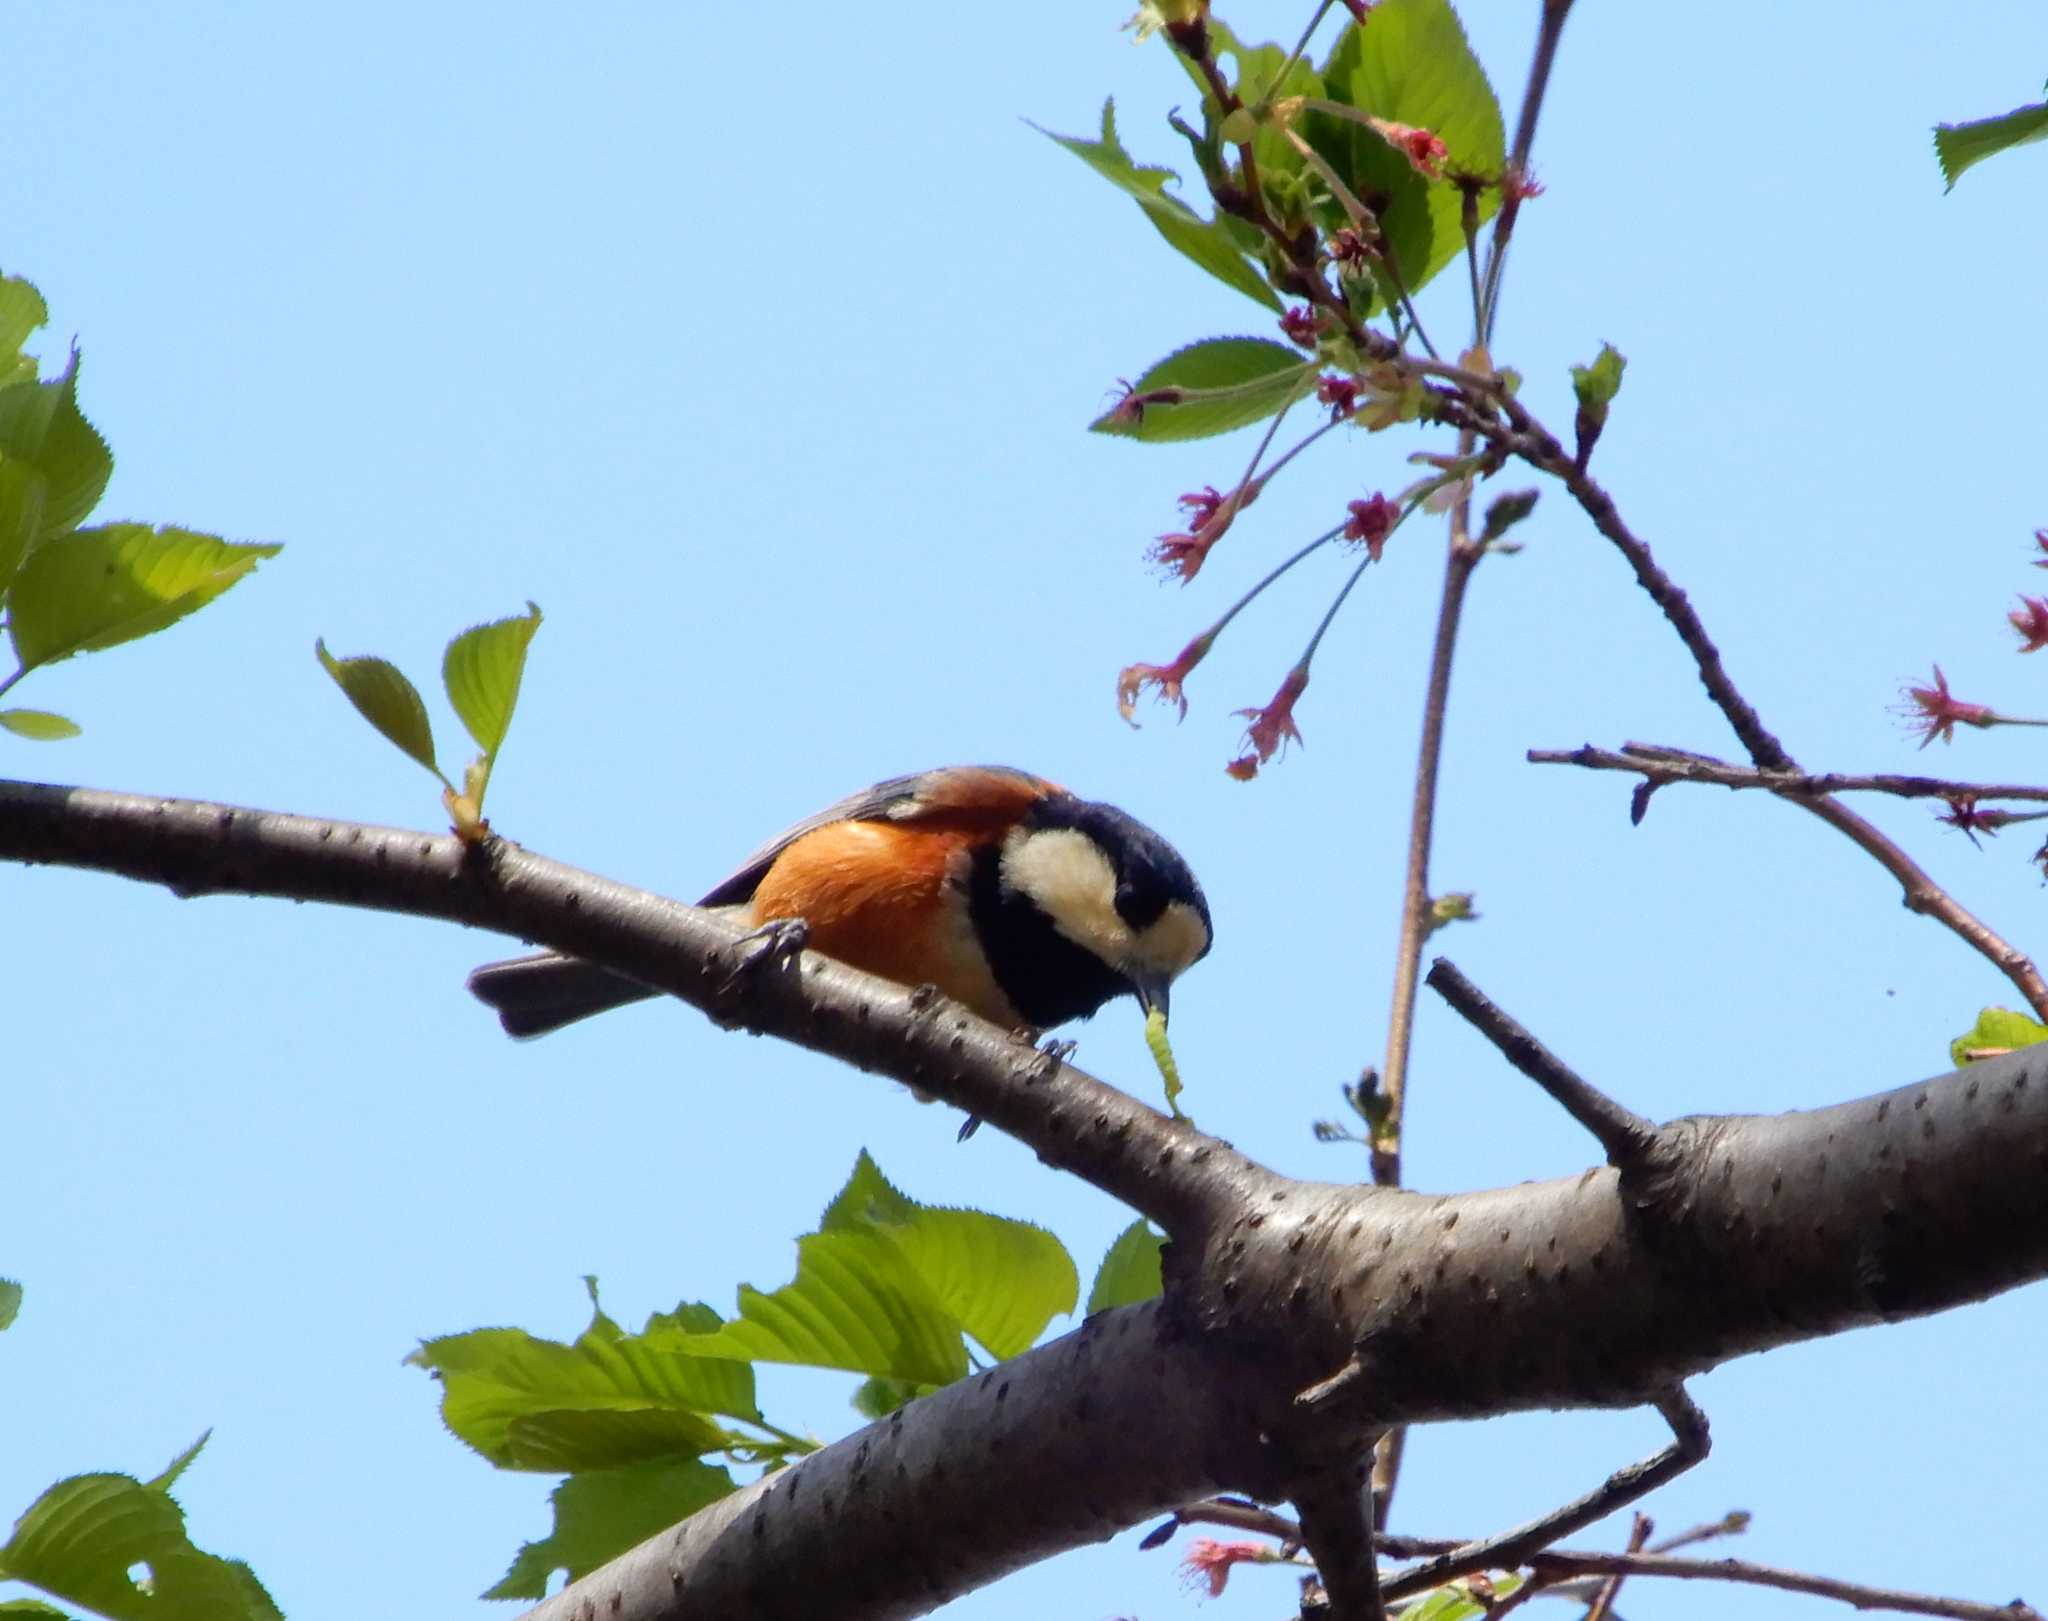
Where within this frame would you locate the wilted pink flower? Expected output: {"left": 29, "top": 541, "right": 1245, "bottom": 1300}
{"left": 1117, "top": 630, "right": 1215, "bottom": 725}
{"left": 1344, "top": 492, "right": 1399, "bottom": 560}
{"left": 1180, "top": 1538, "right": 1275, "bottom": 1597}
{"left": 1899, "top": 666, "right": 1995, "bottom": 748}
{"left": 2011, "top": 596, "right": 2048, "bottom": 652}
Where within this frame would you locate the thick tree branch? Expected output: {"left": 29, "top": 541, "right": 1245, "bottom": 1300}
{"left": 1380, "top": 1388, "right": 1707, "bottom": 1601}
{"left": 518, "top": 1300, "right": 1265, "bottom": 1621}
{"left": 7, "top": 777, "right": 2047, "bottom": 1621}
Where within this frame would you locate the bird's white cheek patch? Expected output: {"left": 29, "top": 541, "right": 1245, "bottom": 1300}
{"left": 1136, "top": 901, "right": 1209, "bottom": 978}
{"left": 1001, "top": 827, "right": 1128, "bottom": 962}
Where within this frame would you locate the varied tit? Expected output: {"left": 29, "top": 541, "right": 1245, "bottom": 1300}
{"left": 467, "top": 765, "right": 1213, "bottom": 1039}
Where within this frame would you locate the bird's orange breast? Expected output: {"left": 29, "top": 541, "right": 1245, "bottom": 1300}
{"left": 743, "top": 819, "right": 1021, "bottom": 1025}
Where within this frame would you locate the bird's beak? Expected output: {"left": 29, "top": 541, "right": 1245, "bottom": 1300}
{"left": 1131, "top": 971, "right": 1171, "bottom": 1021}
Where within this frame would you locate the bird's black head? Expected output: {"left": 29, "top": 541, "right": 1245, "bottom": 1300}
{"left": 967, "top": 793, "right": 1211, "bottom": 1030}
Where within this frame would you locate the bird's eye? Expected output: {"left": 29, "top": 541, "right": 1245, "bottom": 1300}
{"left": 1113, "top": 880, "right": 1149, "bottom": 928}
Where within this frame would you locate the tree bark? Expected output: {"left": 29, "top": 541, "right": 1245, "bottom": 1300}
{"left": 4, "top": 776, "right": 2045, "bottom": 1620}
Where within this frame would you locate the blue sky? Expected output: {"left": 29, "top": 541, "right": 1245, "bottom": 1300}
{"left": 7, "top": 4, "right": 2048, "bottom": 1618}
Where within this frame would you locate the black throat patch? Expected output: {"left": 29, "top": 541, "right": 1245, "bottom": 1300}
{"left": 965, "top": 840, "right": 1130, "bottom": 1030}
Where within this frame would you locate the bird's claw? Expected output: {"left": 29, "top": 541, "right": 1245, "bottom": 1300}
{"left": 719, "top": 917, "right": 810, "bottom": 996}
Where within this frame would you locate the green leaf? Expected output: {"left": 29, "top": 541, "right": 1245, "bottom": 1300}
{"left": 0, "top": 1599, "right": 73, "bottom": 1616}
{"left": 442, "top": 601, "right": 541, "bottom": 759}
{"left": 1570, "top": 343, "right": 1626, "bottom": 415}
{"left": 1949, "top": 1006, "right": 2048, "bottom": 1069}
{"left": 0, "top": 1279, "right": 20, "bottom": 1331}
{"left": 672, "top": 1152, "right": 1078, "bottom": 1381}
{"left": 8, "top": 524, "right": 277, "bottom": 675}
{"left": 1087, "top": 1220, "right": 1164, "bottom": 1314}
{"left": 821, "top": 1152, "right": 1077, "bottom": 1360}
{"left": 0, "top": 458, "right": 49, "bottom": 593}
{"left": 0, "top": 710, "right": 80, "bottom": 741}
{"left": 1401, "top": 1574, "right": 1520, "bottom": 1621}
{"left": 672, "top": 1229, "right": 971, "bottom": 1385}
{"left": 849, "top": 1374, "right": 929, "bottom": 1421}
{"left": 1090, "top": 336, "right": 1313, "bottom": 443}
{"left": 141, "top": 1435, "right": 209, "bottom": 1496}
{"left": 1209, "top": 20, "right": 1328, "bottom": 195}
{"left": 411, "top": 1308, "right": 759, "bottom": 1472}
{"left": 1316, "top": 0, "right": 1505, "bottom": 299}
{"left": 0, "top": 276, "right": 50, "bottom": 385}
{"left": 0, "top": 351, "right": 114, "bottom": 543}
{"left": 314, "top": 641, "right": 441, "bottom": 780}
{"left": 482, "top": 1460, "right": 734, "bottom": 1601}
{"left": 1036, "top": 101, "right": 1281, "bottom": 311}
{"left": 0, "top": 1442, "right": 281, "bottom": 1621}
{"left": 1936, "top": 91, "right": 2048, "bottom": 190}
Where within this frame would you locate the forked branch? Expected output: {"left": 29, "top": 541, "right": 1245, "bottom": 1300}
{"left": 1531, "top": 743, "right": 2048, "bottom": 1021}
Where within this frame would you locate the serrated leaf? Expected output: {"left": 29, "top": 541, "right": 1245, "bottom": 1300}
{"left": 443, "top": 601, "right": 541, "bottom": 758}
{"left": 0, "top": 1458, "right": 281, "bottom": 1621}
{"left": 1936, "top": 93, "right": 2048, "bottom": 190}
{"left": 8, "top": 524, "right": 276, "bottom": 675}
{"left": 500, "top": 1408, "right": 737, "bottom": 1473}
{"left": 1087, "top": 1220, "right": 1165, "bottom": 1314}
{"left": 822, "top": 1152, "right": 1076, "bottom": 1360}
{"left": 0, "top": 710, "right": 80, "bottom": 741}
{"left": 0, "top": 352, "right": 113, "bottom": 543}
{"left": 411, "top": 1314, "right": 758, "bottom": 1472}
{"left": 1948, "top": 1006, "right": 2048, "bottom": 1069}
{"left": 141, "top": 1435, "right": 209, "bottom": 1496}
{"left": 1037, "top": 102, "right": 1281, "bottom": 311}
{"left": 1091, "top": 336, "right": 1313, "bottom": 443}
{"left": 671, "top": 1229, "right": 970, "bottom": 1385}
{"left": 314, "top": 641, "right": 441, "bottom": 779}
{"left": 0, "top": 276, "right": 50, "bottom": 384}
{"left": 0, "top": 458, "right": 49, "bottom": 592}
{"left": 1316, "top": 0, "right": 1504, "bottom": 299}
{"left": 0, "top": 1279, "right": 20, "bottom": 1331}
{"left": 483, "top": 1460, "right": 735, "bottom": 1601}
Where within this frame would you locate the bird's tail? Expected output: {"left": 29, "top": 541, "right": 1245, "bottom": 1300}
{"left": 466, "top": 953, "right": 657, "bottom": 1039}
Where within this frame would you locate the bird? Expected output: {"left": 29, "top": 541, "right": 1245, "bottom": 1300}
{"left": 467, "top": 764, "right": 1213, "bottom": 1041}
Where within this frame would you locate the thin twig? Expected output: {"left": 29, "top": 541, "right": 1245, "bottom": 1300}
{"left": 1525, "top": 1550, "right": 2040, "bottom": 1621}
{"left": 1534, "top": 743, "right": 2048, "bottom": 1021}
{"left": 1369, "top": 457, "right": 1481, "bottom": 1529}
{"left": 1257, "top": 0, "right": 1339, "bottom": 113}
{"left": 1187, "top": 1505, "right": 2030, "bottom": 1621}
{"left": 1546, "top": 459, "right": 1798, "bottom": 770}
{"left": 1477, "top": 0, "right": 1576, "bottom": 343}
{"left": 1648, "top": 1510, "right": 1751, "bottom": 1554}
{"left": 1382, "top": 1388, "right": 1709, "bottom": 1602}
{"left": 1374, "top": 491, "right": 1482, "bottom": 1189}
{"left": 1797, "top": 794, "right": 2048, "bottom": 1019}
{"left": 1173, "top": 1498, "right": 1306, "bottom": 1547}
{"left": 1478, "top": 1571, "right": 1556, "bottom": 1621}
{"left": 1424, "top": 957, "right": 1658, "bottom": 1164}
{"left": 1580, "top": 1512, "right": 1652, "bottom": 1621}
{"left": 1529, "top": 743, "right": 2048, "bottom": 805}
